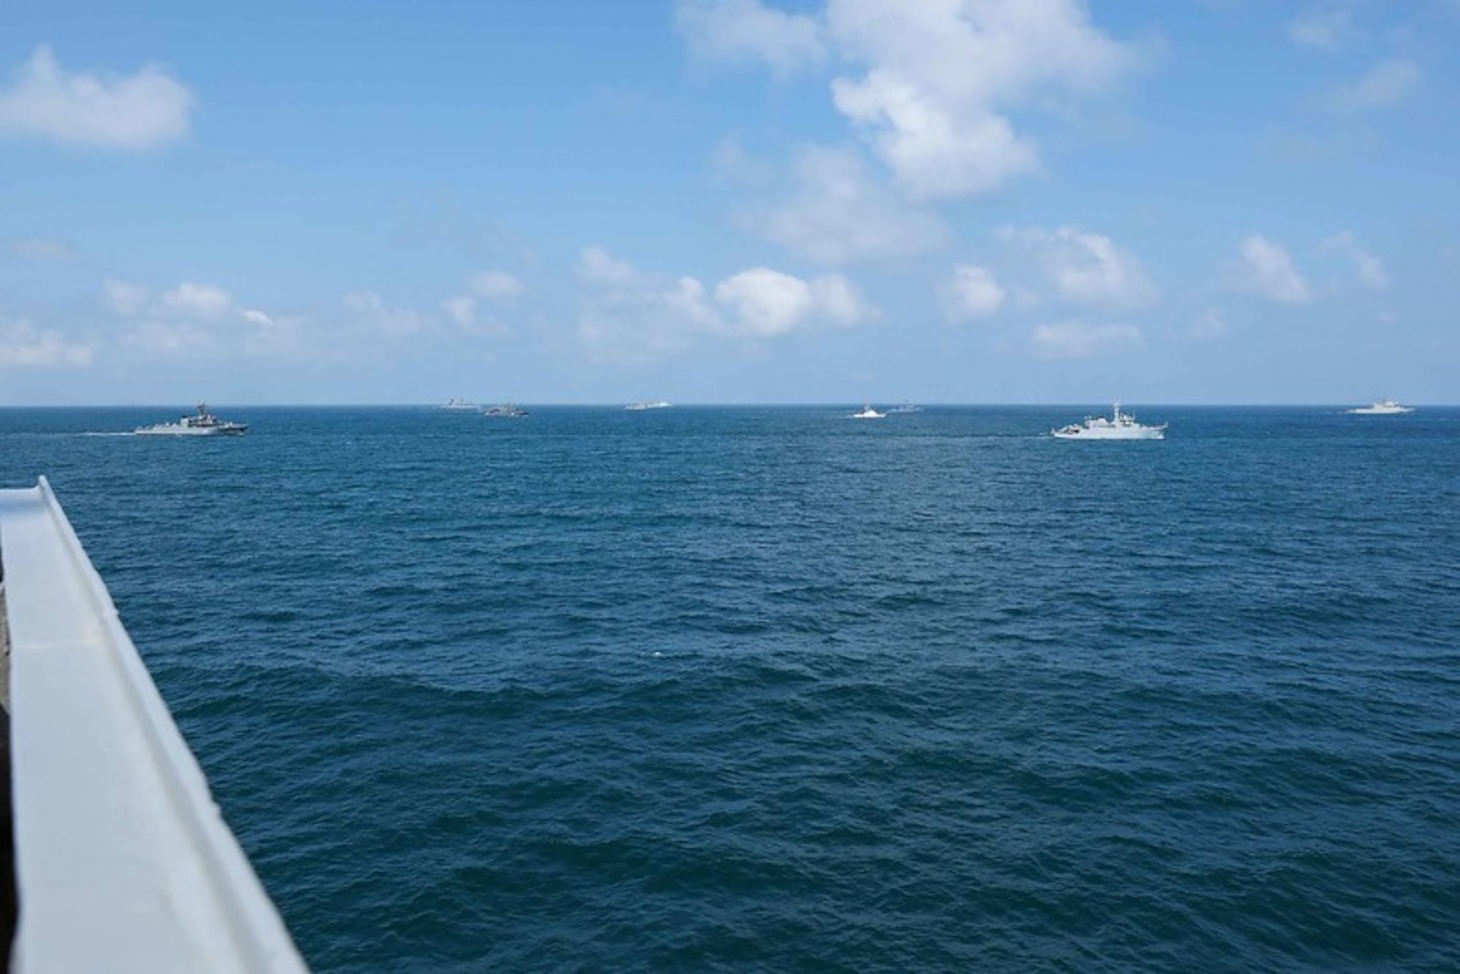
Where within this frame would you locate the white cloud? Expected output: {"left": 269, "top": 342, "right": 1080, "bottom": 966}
{"left": 578, "top": 245, "right": 639, "bottom": 287}
{"left": 103, "top": 279, "right": 149, "bottom": 317}
{"left": 1031, "top": 319, "right": 1143, "bottom": 359}
{"left": 1332, "top": 59, "right": 1420, "bottom": 112}
{"left": 109, "top": 278, "right": 307, "bottom": 358}
{"left": 1232, "top": 234, "right": 1312, "bottom": 304}
{"left": 824, "top": 0, "right": 1141, "bottom": 199}
{"left": 469, "top": 270, "right": 524, "bottom": 303}
{"left": 442, "top": 295, "right": 477, "bottom": 327}
{"left": 0, "top": 45, "right": 193, "bottom": 150}
{"left": 675, "top": 0, "right": 827, "bottom": 74}
{"left": 160, "top": 282, "right": 231, "bottom": 319}
{"left": 750, "top": 145, "right": 947, "bottom": 264}
{"left": 1003, "top": 225, "right": 1155, "bottom": 308}
{"left": 0, "top": 317, "right": 94, "bottom": 367}
{"left": 713, "top": 267, "right": 874, "bottom": 336}
{"left": 440, "top": 270, "right": 523, "bottom": 336}
{"left": 1289, "top": 2, "right": 1354, "bottom": 50}
{"left": 575, "top": 251, "right": 716, "bottom": 364}
{"left": 1321, "top": 231, "right": 1387, "bottom": 289}
{"left": 943, "top": 264, "right": 1006, "bottom": 321}
{"left": 342, "top": 291, "right": 428, "bottom": 338}
{"left": 440, "top": 293, "right": 512, "bottom": 338}
{"left": 574, "top": 245, "right": 875, "bottom": 362}
{"left": 125, "top": 319, "right": 221, "bottom": 358}
{"left": 832, "top": 71, "right": 1040, "bottom": 200}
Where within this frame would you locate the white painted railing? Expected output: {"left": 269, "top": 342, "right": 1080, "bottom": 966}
{"left": 0, "top": 478, "right": 307, "bottom": 972}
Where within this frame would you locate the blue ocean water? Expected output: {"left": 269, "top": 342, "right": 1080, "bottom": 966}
{"left": 2, "top": 405, "right": 1458, "bottom": 971}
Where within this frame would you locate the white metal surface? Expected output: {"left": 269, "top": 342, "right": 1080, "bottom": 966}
{"left": 0, "top": 478, "right": 307, "bottom": 972}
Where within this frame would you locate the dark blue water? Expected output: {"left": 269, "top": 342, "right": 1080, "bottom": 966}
{"left": 3, "top": 405, "right": 1458, "bottom": 971}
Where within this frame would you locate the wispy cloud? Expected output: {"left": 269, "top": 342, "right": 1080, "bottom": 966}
{"left": 1, "top": 234, "right": 76, "bottom": 260}
{"left": 441, "top": 270, "right": 525, "bottom": 334}
{"left": 342, "top": 291, "right": 430, "bottom": 339}
{"left": 0, "top": 46, "right": 194, "bottom": 150}
{"left": 1031, "top": 319, "right": 1143, "bottom": 359}
{"left": 575, "top": 245, "right": 876, "bottom": 363}
{"left": 108, "top": 278, "right": 307, "bottom": 358}
{"left": 675, "top": 0, "right": 827, "bottom": 75}
{"left": 469, "top": 270, "right": 525, "bottom": 303}
{"left": 942, "top": 264, "right": 1006, "bottom": 322}
{"left": 749, "top": 145, "right": 947, "bottom": 265}
{"left": 1232, "top": 234, "right": 1312, "bottom": 304}
{"left": 1002, "top": 225, "right": 1156, "bottom": 309}
{"left": 1189, "top": 308, "right": 1227, "bottom": 341}
{"left": 1332, "top": 59, "right": 1420, "bottom": 112}
{"left": 0, "top": 316, "right": 94, "bottom": 367}
{"left": 1321, "top": 231, "right": 1387, "bottom": 289}
{"left": 1288, "top": 2, "right": 1355, "bottom": 50}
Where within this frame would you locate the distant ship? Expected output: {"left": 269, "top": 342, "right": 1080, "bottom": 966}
{"left": 887, "top": 402, "right": 922, "bottom": 413}
{"left": 483, "top": 403, "right": 528, "bottom": 418}
{"left": 441, "top": 398, "right": 480, "bottom": 410}
{"left": 850, "top": 404, "right": 886, "bottom": 420}
{"left": 625, "top": 401, "right": 672, "bottom": 411}
{"left": 1052, "top": 403, "right": 1165, "bottom": 440}
{"left": 134, "top": 403, "right": 247, "bottom": 437}
{"left": 1347, "top": 399, "right": 1413, "bottom": 415}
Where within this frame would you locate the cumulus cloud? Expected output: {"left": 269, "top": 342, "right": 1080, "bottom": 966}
{"left": 1232, "top": 234, "right": 1312, "bottom": 304}
{"left": 575, "top": 245, "right": 876, "bottom": 363}
{"left": 1288, "top": 2, "right": 1354, "bottom": 50}
{"left": 750, "top": 145, "right": 947, "bottom": 264}
{"left": 1031, "top": 319, "right": 1143, "bottom": 359}
{"left": 824, "top": 0, "right": 1141, "bottom": 200}
{"left": 1321, "top": 231, "right": 1387, "bottom": 289}
{"left": 108, "top": 277, "right": 307, "bottom": 358}
{"left": 1003, "top": 225, "right": 1155, "bottom": 308}
{"left": 0, "top": 317, "right": 94, "bottom": 367}
{"left": 1332, "top": 59, "right": 1420, "bottom": 112}
{"left": 943, "top": 264, "right": 1006, "bottom": 321}
{"left": 675, "top": 0, "right": 827, "bottom": 74}
{"left": 0, "top": 46, "right": 194, "bottom": 150}
{"left": 714, "top": 267, "right": 873, "bottom": 336}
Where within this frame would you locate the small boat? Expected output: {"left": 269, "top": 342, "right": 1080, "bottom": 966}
{"left": 850, "top": 404, "right": 886, "bottom": 420}
{"left": 483, "top": 403, "right": 527, "bottom": 418}
{"left": 1346, "top": 398, "right": 1413, "bottom": 415}
{"left": 135, "top": 403, "right": 248, "bottom": 437}
{"left": 1052, "top": 402, "right": 1164, "bottom": 440}
{"left": 625, "top": 401, "right": 672, "bottom": 411}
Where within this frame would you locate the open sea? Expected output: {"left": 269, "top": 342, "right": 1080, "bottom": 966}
{"left": 2, "top": 404, "right": 1458, "bottom": 972}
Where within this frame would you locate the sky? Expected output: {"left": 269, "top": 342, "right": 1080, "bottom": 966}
{"left": 1, "top": 0, "right": 1457, "bottom": 406}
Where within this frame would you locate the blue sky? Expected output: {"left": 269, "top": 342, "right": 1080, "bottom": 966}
{"left": 1, "top": 0, "right": 1456, "bottom": 405}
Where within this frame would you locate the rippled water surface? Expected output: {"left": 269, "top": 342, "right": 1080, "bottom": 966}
{"left": 3, "top": 405, "right": 1458, "bottom": 971}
